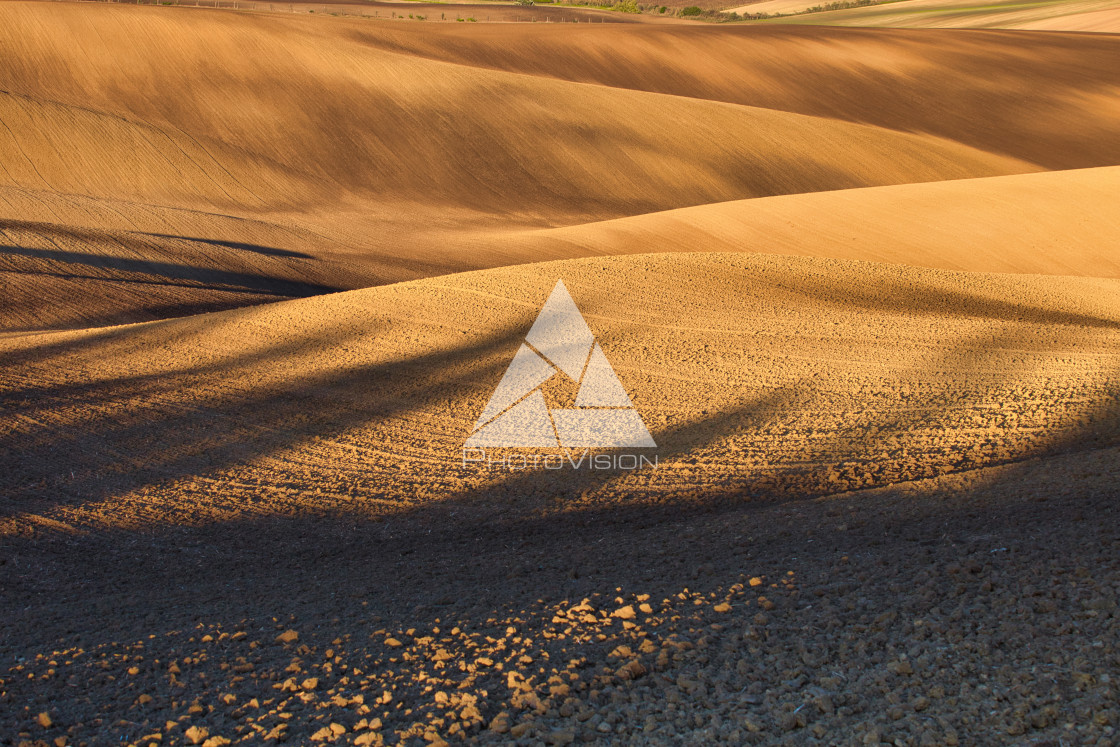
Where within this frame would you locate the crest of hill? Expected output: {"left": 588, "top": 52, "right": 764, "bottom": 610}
{"left": 0, "top": 3, "right": 1037, "bottom": 221}
{"left": 3, "top": 251, "right": 1118, "bottom": 528}
{"left": 497, "top": 166, "right": 1120, "bottom": 280}
{"left": 734, "top": 0, "right": 1120, "bottom": 33}
{"left": 3, "top": 1, "right": 1080, "bottom": 331}
{"left": 348, "top": 22, "right": 1120, "bottom": 171}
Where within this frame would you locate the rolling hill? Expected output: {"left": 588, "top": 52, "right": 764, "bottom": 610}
{"left": 4, "top": 3, "right": 1120, "bottom": 745}
{"left": 7, "top": 2, "right": 1120, "bottom": 329}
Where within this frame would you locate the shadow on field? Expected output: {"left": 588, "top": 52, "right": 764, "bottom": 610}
{"left": 1, "top": 411, "right": 1116, "bottom": 658}
{"left": 144, "top": 234, "right": 316, "bottom": 259}
{"left": 1, "top": 314, "right": 527, "bottom": 517}
{"left": 2, "top": 260, "right": 1116, "bottom": 520}
{"left": 0, "top": 245, "right": 335, "bottom": 297}
{"left": 1, "top": 265, "right": 1118, "bottom": 656}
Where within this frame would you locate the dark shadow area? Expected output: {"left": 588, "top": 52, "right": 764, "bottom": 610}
{"left": 0, "top": 245, "right": 337, "bottom": 297}
{"left": 144, "top": 234, "right": 315, "bottom": 259}
{"left": 0, "top": 296, "right": 318, "bottom": 335}
{"left": 1, "top": 434, "right": 1116, "bottom": 745}
{"left": 1, "top": 266, "right": 310, "bottom": 296}
{"left": 1, "top": 261, "right": 1119, "bottom": 744}
{"left": 2, "top": 255, "right": 1117, "bottom": 518}
{"left": 5, "top": 438, "right": 1115, "bottom": 634}
{"left": 0, "top": 311, "right": 536, "bottom": 518}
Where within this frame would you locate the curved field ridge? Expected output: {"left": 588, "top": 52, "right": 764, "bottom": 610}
{"left": 3, "top": 252, "right": 1118, "bottom": 530}
{"left": 347, "top": 22, "right": 1120, "bottom": 170}
{"left": 744, "top": 0, "right": 1120, "bottom": 33}
{"left": 500, "top": 166, "right": 1120, "bottom": 279}
{"left": 9, "top": 2, "right": 1120, "bottom": 328}
{"left": 0, "top": 218, "right": 362, "bottom": 331}
{"left": 0, "top": 3, "right": 1036, "bottom": 216}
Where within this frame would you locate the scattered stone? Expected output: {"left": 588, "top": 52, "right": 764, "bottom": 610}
{"left": 612, "top": 605, "right": 636, "bottom": 620}
{"left": 616, "top": 660, "right": 646, "bottom": 681}
{"left": 6, "top": 411, "right": 1119, "bottom": 747}
{"left": 275, "top": 629, "right": 299, "bottom": 644}
{"left": 184, "top": 725, "right": 209, "bottom": 745}
{"left": 489, "top": 712, "right": 510, "bottom": 734}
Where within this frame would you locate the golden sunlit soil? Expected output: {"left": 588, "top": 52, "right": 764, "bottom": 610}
{"left": 5, "top": 251, "right": 1119, "bottom": 528}
{"left": 4, "top": 252, "right": 1120, "bottom": 745}
{"left": 2, "top": 2, "right": 1119, "bottom": 745}
{"left": 7, "top": 3, "right": 1120, "bottom": 328}
{"left": 741, "top": 0, "right": 1120, "bottom": 32}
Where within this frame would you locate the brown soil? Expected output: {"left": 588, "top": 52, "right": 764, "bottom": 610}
{"left": 3, "top": 252, "right": 1120, "bottom": 745}
{"left": 7, "top": 2, "right": 1120, "bottom": 329}
{"left": 2, "top": 2, "right": 1119, "bottom": 746}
